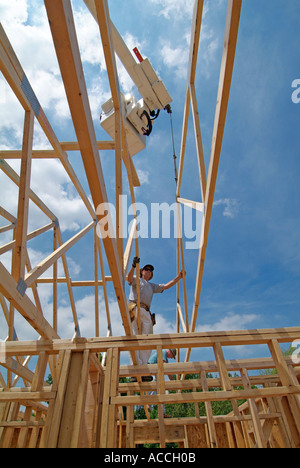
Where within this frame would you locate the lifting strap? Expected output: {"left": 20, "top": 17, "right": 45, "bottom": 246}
{"left": 165, "top": 104, "right": 178, "bottom": 186}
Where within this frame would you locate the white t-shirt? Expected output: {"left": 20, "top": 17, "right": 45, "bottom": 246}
{"left": 128, "top": 277, "right": 164, "bottom": 308}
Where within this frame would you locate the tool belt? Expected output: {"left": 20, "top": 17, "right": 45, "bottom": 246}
{"left": 128, "top": 301, "right": 156, "bottom": 326}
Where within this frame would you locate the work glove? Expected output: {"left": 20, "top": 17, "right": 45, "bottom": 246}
{"left": 132, "top": 257, "right": 140, "bottom": 268}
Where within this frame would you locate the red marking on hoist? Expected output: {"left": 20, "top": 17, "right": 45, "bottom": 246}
{"left": 133, "top": 47, "right": 144, "bottom": 63}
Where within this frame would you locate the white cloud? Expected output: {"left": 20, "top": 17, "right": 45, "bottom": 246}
{"left": 148, "top": 0, "right": 194, "bottom": 20}
{"left": 0, "top": 158, "right": 92, "bottom": 234}
{"left": 154, "top": 313, "right": 177, "bottom": 335}
{"left": 73, "top": 5, "right": 106, "bottom": 69}
{"left": 136, "top": 169, "right": 150, "bottom": 185}
{"left": 159, "top": 26, "right": 218, "bottom": 80}
{"left": 55, "top": 293, "right": 123, "bottom": 339}
{"left": 214, "top": 198, "right": 240, "bottom": 219}
{"left": 160, "top": 38, "right": 190, "bottom": 79}
{"left": 0, "top": 0, "right": 28, "bottom": 24}
{"left": 196, "top": 313, "right": 259, "bottom": 333}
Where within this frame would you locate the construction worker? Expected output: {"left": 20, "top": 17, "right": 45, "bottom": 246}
{"left": 128, "top": 257, "right": 183, "bottom": 370}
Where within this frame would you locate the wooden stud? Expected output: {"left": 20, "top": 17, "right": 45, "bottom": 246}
{"left": 44, "top": 0, "right": 131, "bottom": 335}
{"left": 188, "top": 0, "right": 243, "bottom": 342}
{"left": 201, "top": 371, "right": 218, "bottom": 448}
{"left": 0, "top": 262, "right": 59, "bottom": 340}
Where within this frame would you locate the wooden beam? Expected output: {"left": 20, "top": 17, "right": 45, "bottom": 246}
{"left": 2, "top": 327, "right": 299, "bottom": 357}
{"left": 176, "top": 0, "right": 204, "bottom": 197}
{"left": 0, "top": 262, "right": 59, "bottom": 340}
{"left": 241, "top": 368, "right": 267, "bottom": 448}
{"left": 44, "top": 0, "right": 132, "bottom": 336}
{"left": 94, "top": 0, "right": 123, "bottom": 266}
{"left": 0, "top": 24, "right": 95, "bottom": 220}
{"left": 0, "top": 141, "right": 115, "bottom": 159}
{"left": 123, "top": 219, "right": 137, "bottom": 275}
{"left": 0, "top": 207, "right": 17, "bottom": 224}
{"left": 55, "top": 225, "right": 81, "bottom": 336}
{"left": 190, "top": 83, "right": 207, "bottom": 202}
{"left": 0, "top": 222, "right": 55, "bottom": 256}
{"left": 111, "top": 385, "right": 300, "bottom": 407}
{"left": 177, "top": 197, "right": 204, "bottom": 213}
{"left": 0, "top": 158, "right": 56, "bottom": 221}
{"left": 25, "top": 221, "right": 95, "bottom": 289}
{"left": 188, "top": 0, "right": 242, "bottom": 341}
{"left": 188, "top": 0, "right": 204, "bottom": 86}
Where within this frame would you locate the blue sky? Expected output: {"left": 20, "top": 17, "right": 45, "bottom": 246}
{"left": 0, "top": 0, "right": 299, "bottom": 362}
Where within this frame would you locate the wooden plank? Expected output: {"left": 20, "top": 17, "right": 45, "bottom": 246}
{"left": 41, "top": 350, "right": 72, "bottom": 448}
{"left": 0, "top": 262, "right": 59, "bottom": 340}
{"left": 94, "top": 227, "right": 99, "bottom": 337}
{"left": 57, "top": 353, "right": 85, "bottom": 447}
{"left": 57, "top": 350, "right": 90, "bottom": 448}
{"left": 12, "top": 110, "right": 34, "bottom": 283}
{"left": 177, "top": 197, "right": 204, "bottom": 213}
{"left": 0, "top": 224, "right": 14, "bottom": 235}
{"left": 176, "top": 0, "right": 204, "bottom": 196}
{"left": 56, "top": 225, "right": 80, "bottom": 336}
{"left": 241, "top": 368, "right": 267, "bottom": 448}
{"left": 53, "top": 226, "right": 58, "bottom": 333}
{"left": 0, "top": 222, "right": 55, "bottom": 256}
{"left": 268, "top": 339, "right": 300, "bottom": 433}
{"left": 0, "top": 206, "right": 17, "bottom": 224}
{"left": 188, "top": 0, "right": 242, "bottom": 342}
{"left": 0, "top": 158, "right": 56, "bottom": 221}
{"left": 213, "top": 343, "right": 245, "bottom": 447}
{"left": 0, "top": 357, "right": 35, "bottom": 386}
{"left": 44, "top": 0, "right": 131, "bottom": 335}
{"left": 176, "top": 204, "right": 189, "bottom": 332}
{"left": 96, "top": 236, "right": 112, "bottom": 336}
{"left": 106, "top": 348, "right": 120, "bottom": 448}
{"left": 31, "top": 351, "right": 49, "bottom": 392}
{"left": 188, "top": 0, "right": 204, "bottom": 86}
{"left": 123, "top": 219, "right": 137, "bottom": 275}
{"left": 120, "top": 123, "right": 141, "bottom": 339}
{"left": 24, "top": 221, "right": 95, "bottom": 288}
{"left": 99, "top": 348, "right": 113, "bottom": 448}
{"left": 190, "top": 84, "right": 206, "bottom": 202}
{"left": 0, "top": 142, "right": 115, "bottom": 158}
{"left": 156, "top": 345, "right": 166, "bottom": 448}
{"left": 111, "top": 385, "right": 300, "bottom": 407}
{"left": 201, "top": 372, "right": 218, "bottom": 448}
{"left": 94, "top": 0, "right": 123, "bottom": 266}
{"left": 0, "top": 391, "right": 56, "bottom": 402}
{"left": 0, "top": 25, "right": 95, "bottom": 220}
{"left": 177, "top": 302, "right": 187, "bottom": 333}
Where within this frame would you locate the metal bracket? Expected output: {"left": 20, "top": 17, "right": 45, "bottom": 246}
{"left": 17, "top": 278, "right": 27, "bottom": 297}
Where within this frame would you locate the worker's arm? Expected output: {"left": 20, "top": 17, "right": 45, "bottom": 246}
{"left": 127, "top": 266, "right": 135, "bottom": 284}
{"left": 161, "top": 270, "right": 184, "bottom": 291}
{"left": 128, "top": 257, "right": 140, "bottom": 284}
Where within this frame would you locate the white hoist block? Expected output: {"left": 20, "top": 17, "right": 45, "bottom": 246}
{"left": 100, "top": 94, "right": 146, "bottom": 157}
